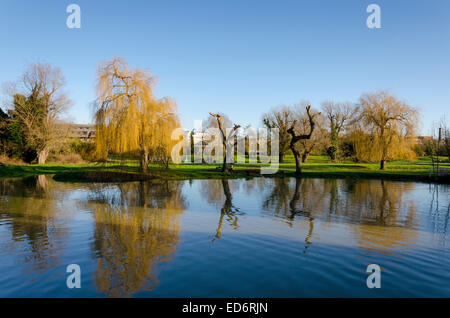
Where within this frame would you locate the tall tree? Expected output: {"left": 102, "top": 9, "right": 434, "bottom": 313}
{"left": 94, "top": 57, "right": 180, "bottom": 173}
{"left": 209, "top": 112, "right": 241, "bottom": 172}
{"left": 262, "top": 106, "right": 295, "bottom": 163}
{"left": 439, "top": 117, "right": 450, "bottom": 161}
{"left": 359, "top": 90, "right": 418, "bottom": 170}
{"left": 294, "top": 107, "right": 326, "bottom": 163}
{"left": 321, "top": 101, "right": 358, "bottom": 160}
{"left": 287, "top": 105, "right": 320, "bottom": 174}
{"left": 6, "top": 62, "right": 71, "bottom": 163}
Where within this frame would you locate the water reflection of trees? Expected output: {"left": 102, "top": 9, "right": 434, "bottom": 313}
{"left": 0, "top": 175, "right": 69, "bottom": 271}
{"left": 262, "top": 178, "right": 418, "bottom": 228}
{"left": 261, "top": 177, "right": 423, "bottom": 252}
{"left": 427, "top": 184, "right": 450, "bottom": 237}
{"left": 87, "top": 180, "right": 185, "bottom": 297}
{"left": 201, "top": 179, "right": 243, "bottom": 242}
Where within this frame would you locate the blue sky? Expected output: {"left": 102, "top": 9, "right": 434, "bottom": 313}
{"left": 0, "top": 0, "right": 449, "bottom": 134}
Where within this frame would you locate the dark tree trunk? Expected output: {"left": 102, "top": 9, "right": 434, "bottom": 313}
{"left": 279, "top": 153, "right": 284, "bottom": 163}
{"left": 287, "top": 106, "right": 319, "bottom": 175}
{"left": 380, "top": 159, "right": 386, "bottom": 170}
{"left": 291, "top": 147, "right": 302, "bottom": 174}
{"left": 209, "top": 112, "right": 240, "bottom": 174}
{"left": 301, "top": 152, "right": 309, "bottom": 163}
{"left": 140, "top": 150, "right": 149, "bottom": 173}
{"left": 213, "top": 179, "right": 235, "bottom": 242}
{"left": 222, "top": 155, "right": 233, "bottom": 173}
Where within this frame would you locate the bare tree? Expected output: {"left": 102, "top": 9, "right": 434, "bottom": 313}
{"left": 294, "top": 108, "right": 327, "bottom": 163}
{"left": 321, "top": 101, "right": 358, "bottom": 160}
{"left": 287, "top": 105, "right": 320, "bottom": 174}
{"left": 6, "top": 62, "right": 71, "bottom": 164}
{"left": 262, "top": 106, "right": 295, "bottom": 163}
{"left": 439, "top": 117, "right": 450, "bottom": 161}
{"left": 209, "top": 112, "right": 241, "bottom": 173}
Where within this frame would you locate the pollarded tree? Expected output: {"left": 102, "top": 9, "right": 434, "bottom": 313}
{"left": 293, "top": 107, "right": 327, "bottom": 163}
{"left": 94, "top": 57, "right": 180, "bottom": 173}
{"left": 287, "top": 105, "right": 320, "bottom": 174}
{"left": 359, "top": 90, "right": 418, "bottom": 170}
{"left": 209, "top": 112, "right": 241, "bottom": 173}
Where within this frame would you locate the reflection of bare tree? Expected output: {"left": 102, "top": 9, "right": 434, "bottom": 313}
{"left": 264, "top": 178, "right": 417, "bottom": 227}
{"left": 0, "top": 175, "right": 69, "bottom": 271}
{"left": 87, "top": 180, "right": 185, "bottom": 297}
{"left": 263, "top": 177, "right": 421, "bottom": 252}
{"left": 263, "top": 178, "right": 315, "bottom": 252}
{"left": 212, "top": 179, "right": 241, "bottom": 242}
{"left": 263, "top": 178, "right": 291, "bottom": 219}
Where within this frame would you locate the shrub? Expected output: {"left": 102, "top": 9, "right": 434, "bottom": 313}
{"left": 70, "top": 140, "right": 96, "bottom": 161}
{"left": 48, "top": 153, "right": 84, "bottom": 164}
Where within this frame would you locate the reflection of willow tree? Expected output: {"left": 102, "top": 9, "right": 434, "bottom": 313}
{"left": 0, "top": 175, "right": 69, "bottom": 271}
{"left": 348, "top": 180, "right": 418, "bottom": 252}
{"left": 88, "top": 180, "right": 185, "bottom": 297}
{"left": 262, "top": 178, "right": 419, "bottom": 251}
{"left": 348, "top": 180, "right": 417, "bottom": 227}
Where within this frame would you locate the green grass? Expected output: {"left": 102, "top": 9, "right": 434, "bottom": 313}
{"left": 0, "top": 155, "right": 449, "bottom": 183}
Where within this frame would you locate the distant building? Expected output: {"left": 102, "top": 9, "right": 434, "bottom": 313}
{"left": 415, "top": 136, "right": 433, "bottom": 143}
{"left": 69, "top": 124, "right": 96, "bottom": 142}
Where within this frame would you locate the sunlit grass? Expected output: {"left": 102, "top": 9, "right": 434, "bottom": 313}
{"left": 0, "top": 155, "right": 449, "bottom": 182}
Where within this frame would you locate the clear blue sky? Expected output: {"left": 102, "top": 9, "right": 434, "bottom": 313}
{"left": 1, "top": 0, "right": 449, "bottom": 134}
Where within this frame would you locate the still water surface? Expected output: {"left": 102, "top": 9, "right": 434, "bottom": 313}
{"left": 0, "top": 175, "right": 449, "bottom": 297}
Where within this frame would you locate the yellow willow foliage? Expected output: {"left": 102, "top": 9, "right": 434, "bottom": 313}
{"left": 351, "top": 129, "right": 417, "bottom": 162}
{"left": 352, "top": 90, "right": 418, "bottom": 162}
{"left": 94, "top": 57, "right": 180, "bottom": 161}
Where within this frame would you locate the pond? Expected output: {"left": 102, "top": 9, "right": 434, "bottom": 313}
{"left": 0, "top": 175, "right": 449, "bottom": 297}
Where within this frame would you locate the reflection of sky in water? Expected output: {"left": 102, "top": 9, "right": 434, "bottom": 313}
{"left": 0, "top": 176, "right": 448, "bottom": 297}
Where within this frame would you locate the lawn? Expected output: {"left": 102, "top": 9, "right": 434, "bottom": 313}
{"left": 0, "top": 155, "right": 449, "bottom": 183}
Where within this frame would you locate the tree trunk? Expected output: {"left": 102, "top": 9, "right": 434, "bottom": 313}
{"left": 287, "top": 105, "right": 319, "bottom": 175}
{"left": 37, "top": 148, "right": 49, "bottom": 164}
{"left": 292, "top": 147, "right": 302, "bottom": 174}
{"left": 140, "top": 150, "right": 149, "bottom": 173}
{"left": 222, "top": 155, "right": 233, "bottom": 173}
{"left": 380, "top": 159, "right": 386, "bottom": 170}
{"left": 330, "top": 127, "right": 338, "bottom": 161}
{"left": 301, "top": 152, "right": 309, "bottom": 163}
{"left": 279, "top": 153, "right": 284, "bottom": 163}
{"left": 213, "top": 179, "right": 235, "bottom": 242}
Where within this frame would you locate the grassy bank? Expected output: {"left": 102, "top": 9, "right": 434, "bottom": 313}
{"left": 0, "top": 155, "right": 449, "bottom": 183}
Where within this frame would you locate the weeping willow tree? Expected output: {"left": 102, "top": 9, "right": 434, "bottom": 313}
{"left": 352, "top": 90, "right": 418, "bottom": 169}
{"left": 94, "top": 57, "right": 180, "bottom": 172}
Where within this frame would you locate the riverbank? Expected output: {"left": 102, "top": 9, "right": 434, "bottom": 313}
{"left": 0, "top": 155, "right": 449, "bottom": 183}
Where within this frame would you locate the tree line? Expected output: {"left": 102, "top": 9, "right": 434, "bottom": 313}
{"left": 261, "top": 91, "right": 449, "bottom": 171}
{"left": 0, "top": 58, "right": 449, "bottom": 173}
